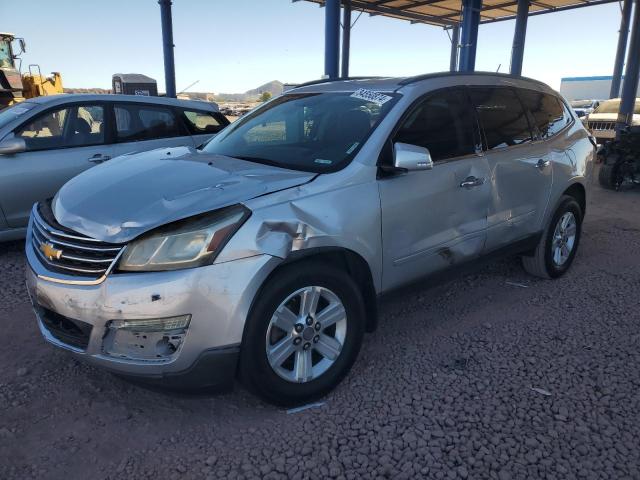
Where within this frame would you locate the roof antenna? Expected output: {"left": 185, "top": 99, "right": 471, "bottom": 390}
{"left": 496, "top": 64, "right": 501, "bottom": 73}
{"left": 178, "top": 80, "right": 200, "bottom": 94}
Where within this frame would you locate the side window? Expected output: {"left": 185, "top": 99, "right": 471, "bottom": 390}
{"left": 518, "top": 90, "right": 567, "bottom": 139}
{"left": 181, "top": 110, "right": 225, "bottom": 134}
{"left": 73, "top": 105, "right": 105, "bottom": 146}
{"left": 114, "top": 104, "right": 180, "bottom": 142}
{"left": 469, "top": 87, "right": 533, "bottom": 150}
{"left": 15, "top": 104, "right": 104, "bottom": 151}
{"left": 394, "top": 88, "right": 478, "bottom": 162}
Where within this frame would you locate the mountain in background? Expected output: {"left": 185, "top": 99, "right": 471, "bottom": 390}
{"left": 213, "top": 80, "right": 284, "bottom": 102}
{"left": 64, "top": 80, "right": 285, "bottom": 103}
{"left": 244, "top": 80, "right": 284, "bottom": 97}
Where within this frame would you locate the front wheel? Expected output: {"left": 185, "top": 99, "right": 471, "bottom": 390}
{"left": 239, "top": 262, "right": 365, "bottom": 406}
{"left": 522, "top": 195, "right": 582, "bottom": 279}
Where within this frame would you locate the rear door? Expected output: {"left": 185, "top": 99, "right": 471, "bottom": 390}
{"left": 378, "top": 87, "right": 491, "bottom": 291}
{"left": 178, "top": 108, "right": 229, "bottom": 147}
{"left": 0, "top": 102, "right": 112, "bottom": 227}
{"left": 468, "top": 87, "right": 554, "bottom": 251}
{"left": 110, "top": 102, "right": 195, "bottom": 157}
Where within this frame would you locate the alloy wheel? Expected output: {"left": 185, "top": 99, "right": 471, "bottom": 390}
{"left": 551, "top": 212, "right": 577, "bottom": 266}
{"left": 265, "top": 286, "right": 347, "bottom": 383}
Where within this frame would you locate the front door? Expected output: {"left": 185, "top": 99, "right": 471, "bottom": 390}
{"left": 378, "top": 88, "right": 491, "bottom": 291}
{"left": 0, "top": 103, "right": 111, "bottom": 227}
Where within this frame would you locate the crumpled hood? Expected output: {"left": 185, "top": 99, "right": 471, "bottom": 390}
{"left": 53, "top": 146, "right": 315, "bottom": 243}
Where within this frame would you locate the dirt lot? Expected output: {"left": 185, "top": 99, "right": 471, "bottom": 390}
{"left": 1, "top": 181, "right": 639, "bottom": 480}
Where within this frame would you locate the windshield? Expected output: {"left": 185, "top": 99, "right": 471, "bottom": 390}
{"left": 0, "top": 39, "right": 12, "bottom": 69}
{"left": 570, "top": 100, "right": 594, "bottom": 109}
{"left": 202, "top": 91, "right": 399, "bottom": 172}
{"left": 0, "top": 102, "right": 37, "bottom": 130}
{"left": 594, "top": 99, "right": 640, "bottom": 114}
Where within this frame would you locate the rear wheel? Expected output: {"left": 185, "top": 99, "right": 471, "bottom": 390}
{"left": 598, "top": 163, "right": 621, "bottom": 190}
{"left": 522, "top": 195, "right": 582, "bottom": 279}
{"left": 239, "top": 262, "right": 365, "bottom": 406}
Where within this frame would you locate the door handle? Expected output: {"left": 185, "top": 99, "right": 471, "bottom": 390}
{"left": 459, "top": 176, "right": 486, "bottom": 188}
{"left": 535, "top": 159, "right": 551, "bottom": 169}
{"left": 88, "top": 154, "right": 111, "bottom": 164}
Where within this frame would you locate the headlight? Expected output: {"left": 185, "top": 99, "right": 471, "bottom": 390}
{"left": 118, "top": 205, "right": 250, "bottom": 272}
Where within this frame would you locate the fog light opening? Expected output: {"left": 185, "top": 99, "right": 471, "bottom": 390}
{"left": 103, "top": 315, "right": 191, "bottom": 361}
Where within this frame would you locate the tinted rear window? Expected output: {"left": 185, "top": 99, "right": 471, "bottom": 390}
{"left": 114, "top": 104, "right": 181, "bottom": 142}
{"left": 518, "top": 90, "right": 568, "bottom": 139}
{"left": 469, "top": 87, "right": 533, "bottom": 150}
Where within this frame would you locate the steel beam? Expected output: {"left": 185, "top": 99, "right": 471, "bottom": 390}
{"left": 341, "top": 0, "right": 352, "bottom": 78}
{"left": 509, "top": 0, "right": 529, "bottom": 75}
{"left": 459, "top": 0, "right": 482, "bottom": 72}
{"left": 477, "top": 0, "right": 618, "bottom": 24}
{"left": 617, "top": 0, "right": 640, "bottom": 135}
{"left": 324, "top": 0, "right": 341, "bottom": 78}
{"left": 158, "top": 0, "right": 176, "bottom": 98}
{"left": 450, "top": 25, "right": 460, "bottom": 72}
{"left": 611, "top": 0, "right": 633, "bottom": 98}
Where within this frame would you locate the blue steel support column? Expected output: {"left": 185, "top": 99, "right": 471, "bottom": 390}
{"left": 158, "top": 0, "right": 176, "bottom": 98}
{"left": 459, "top": 0, "right": 482, "bottom": 72}
{"left": 324, "top": 0, "right": 341, "bottom": 79}
{"left": 341, "top": 0, "right": 352, "bottom": 78}
{"left": 617, "top": 0, "right": 640, "bottom": 136}
{"left": 509, "top": 0, "right": 529, "bottom": 76}
{"left": 450, "top": 25, "right": 460, "bottom": 72}
{"left": 610, "top": 0, "right": 633, "bottom": 98}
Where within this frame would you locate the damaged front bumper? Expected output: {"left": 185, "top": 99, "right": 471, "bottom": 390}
{"left": 25, "top": 238, "right": 280, "bottom": 389}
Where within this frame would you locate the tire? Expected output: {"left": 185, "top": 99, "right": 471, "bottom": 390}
{"left": 239, "top": 261, "right": 365, "bottom": 406}
{"left": 598, "top": 163, "right": 620, "bottom": 190}
{"left": 522, "top": 195, "right": 582, "bottom": 279}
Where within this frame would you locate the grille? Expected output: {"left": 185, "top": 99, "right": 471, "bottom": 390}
{"left": 31, "top": 202, "right": 125, "bottom": 279}
{"left": 38, "top": 306, "right": 93, "bottom": 350}
{"left": 588, "top": 121, "right": 615, "bottom": 131}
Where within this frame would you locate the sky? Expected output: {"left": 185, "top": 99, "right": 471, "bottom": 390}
{"left": 1, "top": 0, "right": 624, "bottom": 93}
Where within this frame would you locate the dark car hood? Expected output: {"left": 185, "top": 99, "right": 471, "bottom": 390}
{"left": 53, "top": 146, "right": 315, "bottom": 243}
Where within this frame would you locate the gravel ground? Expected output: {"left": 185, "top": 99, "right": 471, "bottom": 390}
{"left": 1, "top": 180, "right": 639, "bottom": 480}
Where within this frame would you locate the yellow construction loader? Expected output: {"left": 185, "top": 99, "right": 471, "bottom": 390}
{"left": 0, "top": 32, "right": 63, "bottom": 108}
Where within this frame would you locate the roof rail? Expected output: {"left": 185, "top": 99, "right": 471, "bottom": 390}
{"left": 398, "top": 71, "right": 550, "bottom": 88}
{"left": 291, "top": 76, "right": 385, "bottom": 89}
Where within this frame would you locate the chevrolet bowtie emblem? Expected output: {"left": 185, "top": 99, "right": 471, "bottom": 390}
{"left": 40, "top": 242, "right": 63, "bottom": 260}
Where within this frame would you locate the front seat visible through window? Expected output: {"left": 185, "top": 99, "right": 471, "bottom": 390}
{"left": 326, "top": 109, "right": 371, "bottom": 148}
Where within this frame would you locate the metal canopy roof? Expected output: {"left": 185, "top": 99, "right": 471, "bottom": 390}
{"left": 300, "top": 0, "right": 619, "bottom": 27}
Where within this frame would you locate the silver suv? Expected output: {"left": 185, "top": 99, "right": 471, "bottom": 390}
{"left": 25, "top": 73, "right": 594, "bottom": 406}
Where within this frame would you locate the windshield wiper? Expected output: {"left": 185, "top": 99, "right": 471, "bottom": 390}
{"left": 229, "top": 155, "right": 284, "bottom": 169}
{"left": 224, "top": 154, "right": 318, "bottom": 174}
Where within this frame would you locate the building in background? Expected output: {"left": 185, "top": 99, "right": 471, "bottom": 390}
{"left": 560, "top": 75, "right": 640, "bottom": 101}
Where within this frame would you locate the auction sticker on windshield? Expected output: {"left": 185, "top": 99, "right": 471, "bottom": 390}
{"left": 350, "top": 89, "right": 392, "bottom": 106}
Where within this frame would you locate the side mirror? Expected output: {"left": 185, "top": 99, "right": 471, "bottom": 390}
{"left": 393, "top": 142, "right": 433, "bottom": 171}
{"left": 0, "top": 137, "right": 26, "bottom": 155}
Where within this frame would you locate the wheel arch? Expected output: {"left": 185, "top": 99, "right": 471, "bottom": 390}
{"left": 562, "top": 182, "right": 586, "bottom": 217}
{"left": 252, "top": 247, "right": 378, "bottom": 334}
